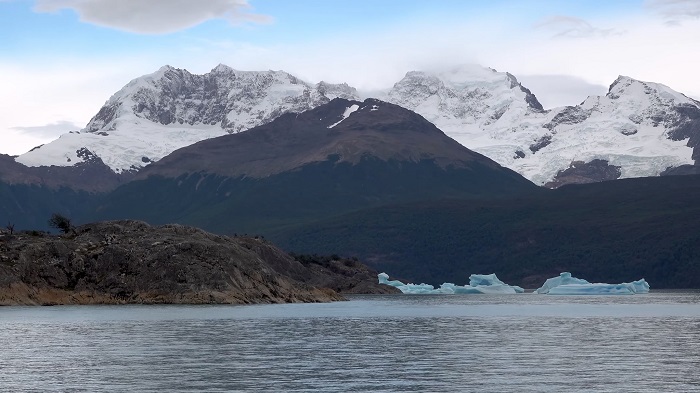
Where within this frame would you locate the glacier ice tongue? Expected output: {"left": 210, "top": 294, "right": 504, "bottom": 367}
{"left": 378, "top": 272, "right": 524, "bottom": 294}
{"left": 535, "top": 272, "right": 650, "bottom": 295}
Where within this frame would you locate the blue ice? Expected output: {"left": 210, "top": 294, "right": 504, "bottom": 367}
{"left": 534, "top": 272, "right": 650, "bottom": 295}
{"left": 378, "top": 272, "right": 525, "bottom": 294}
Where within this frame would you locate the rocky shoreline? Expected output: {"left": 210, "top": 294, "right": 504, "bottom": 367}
{"left": 0, "top": 220, "right": 395, "bottom": 306}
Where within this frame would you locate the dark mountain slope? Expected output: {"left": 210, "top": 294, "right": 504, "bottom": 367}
{"left": 0, "top": 153, "right": 127, "bottom": 193}
{"left": 134, "top": 97, "right": 525, "bottom": 178}
{"left": 91, "top": 98, "right": 539, "bottom": 234}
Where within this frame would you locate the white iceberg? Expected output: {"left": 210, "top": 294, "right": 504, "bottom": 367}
{"left": 534, "top": 272, "right": 650, "bottom": 295}
{"left": 378, "top": 272, "right": 524, "bottom": 294}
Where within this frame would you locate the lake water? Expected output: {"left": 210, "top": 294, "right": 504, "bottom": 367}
{"left": 1, "top": 292, "right": 700, "bottom": 392}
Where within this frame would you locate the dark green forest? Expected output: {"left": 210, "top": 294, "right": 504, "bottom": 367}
{"left": 91, "top": 157, "right": 538, "bottom": 235}
{"left": 2, "top": 168, "right": 700, "bottom": 288}
{"left": 269, "top": 175, "right": 700, "bottom": 288}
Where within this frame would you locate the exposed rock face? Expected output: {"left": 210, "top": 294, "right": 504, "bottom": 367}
{"left": 665, "top": 103, "right": 700, "bottom": 160}
{"left": 529, "top": 135, "right": 552, "bottom": 154}
{"left": 545, "top": 159, "right": 622, "bottom": 188}
{"left": 277, "top": 253, "right": 400, "bottom": 295}
{"left": 0, "top": 220, "right": 390, "bottom": 305}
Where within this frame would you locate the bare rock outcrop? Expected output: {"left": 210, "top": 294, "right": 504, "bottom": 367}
{"left": 0, "top": 220, "right": 370, "bottom": 305}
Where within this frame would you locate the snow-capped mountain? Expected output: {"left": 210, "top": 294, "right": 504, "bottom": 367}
{"left": 13, "top": 63, "right": 700, "bottom": 188}
{"left": 383, "top": 65, "right": 544, "bottom": 135}
{"left": 383, "top": 68, "right": 700, "bottom": 186}
{"left": 16, "top": 64, "right": 358, "bottom": 173}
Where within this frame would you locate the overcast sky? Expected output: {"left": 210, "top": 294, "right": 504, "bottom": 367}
{"left": 2, "top": 0, "right": 700, "bottom": 155}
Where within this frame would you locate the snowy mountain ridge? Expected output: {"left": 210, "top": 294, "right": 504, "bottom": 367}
{"left": 381, "top": 69, "right": 700, "bottom": 186}
{"left": 14, "top": 64, "right": 700, "bottom": 186}
{"left": 16, "top": 65, "right": 358, "bottom": 173}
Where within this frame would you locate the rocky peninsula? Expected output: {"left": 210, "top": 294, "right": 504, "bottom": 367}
{"left": 0, "top": 220, "right": 395, "bottom": 306}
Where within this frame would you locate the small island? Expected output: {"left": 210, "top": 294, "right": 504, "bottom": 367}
{"left": 0, "top": 220, "right": 395, "bottom": 306}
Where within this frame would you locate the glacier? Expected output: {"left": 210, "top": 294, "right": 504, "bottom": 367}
{"left": 378, "top": 272, "right": 524, "bottom": 294}
{"left": 535, "top": 272, "right": 650, "bottom": 295}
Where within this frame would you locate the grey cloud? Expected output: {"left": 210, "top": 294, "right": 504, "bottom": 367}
{"left": 646, "top": 0, "right": 700, "bottom": 25}
{"left": 515, "top": 74, "right": 608, "bottom": 109}
{"left": 33, "top": 0, "right": 272, "bottom": 34}
{"left": 534, "top": 15, "right": 624, "bottom": 38}
{"left": 11, "top": 121, "right": 82, "bottom": 138}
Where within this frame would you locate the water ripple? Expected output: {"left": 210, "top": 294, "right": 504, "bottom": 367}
{"left": 1, "top": 293, "right": 699, "bottom": 392}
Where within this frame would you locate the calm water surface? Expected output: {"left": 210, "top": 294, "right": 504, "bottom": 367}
{"left": 1, "top": 292, "right": 700, "bottom": 392}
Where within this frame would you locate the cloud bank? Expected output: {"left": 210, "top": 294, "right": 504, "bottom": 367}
{"left": 11, "top": 121, "right": 82, "bottom": 138}
{"left": 3, "top": 0, "right": 700, "bottom": 156}
{"left": 534, "top": 15, "right": 624, "bottom": 38}
{"left": 33, "top": 0, "right": 272, "bottom": 34}
{"left": 515, "top": 75, "right": 608, "bottom": 109}
{"left": 647, "top": 0, "right": 700, "bottom": 25}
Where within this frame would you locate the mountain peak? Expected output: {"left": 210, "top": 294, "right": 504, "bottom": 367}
{"left": 138, "top": 97, "right": 503, "bottom": 180}
{"left": 385, "top": 65, "right": 544, "bottom": 140}
{"left": 506, "top": 72, "right": 544, "bottom": 112}
{"left": 315, "top": 81, "right": 360, "bottom": 101}
{"left": 606, "top": 75, "right": 695, "bottom": 105}
{"left": 156, "top": 64, "right": 177, "bottom": 73}
{"left": 211, "top": 63, "right": 234, "bottom": 74}
{"left": 607, "top": 75, "right": 643, "bottom": 97}
{"left": 15, "top": 65, "right": 360, "bottom": 174}
{"left": 149, "top": 64, "right": 187, "bottom": 80}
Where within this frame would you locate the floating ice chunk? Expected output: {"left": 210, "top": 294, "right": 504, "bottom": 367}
{"left": 627, "top": 279, "right": 651, "bottom": 293}
{"left": 547, "top": 282, "right": 647, "bottom": 295}
{"left": 534, "top": 272, "right": 590, "bottom": 294}
{"left": 469, "top": 273, "right": 524, "bottom": 291}
{"left": 377, "top": 272, "right": 440, "bottom": 294}
{"left": 377, "top": 272, "right": 401, "bottom": 287}
{"left": 535, "top": 272, "right": 650, "bottom": 295}
{"left": 378, "top": 272, "right": 524, "bottom": 294}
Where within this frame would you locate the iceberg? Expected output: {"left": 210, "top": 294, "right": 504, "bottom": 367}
{"left": 378, "top": 272, "right": 524, "bottom": 294}
{"left": 377, "top": 273, "right": 440, "bottom": 294}
{"left": 534, "top": 272, "right": 650, "bottom": 295}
